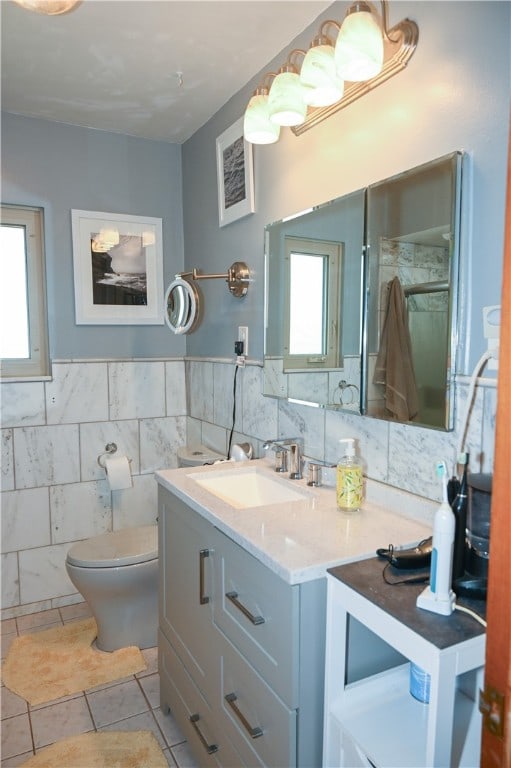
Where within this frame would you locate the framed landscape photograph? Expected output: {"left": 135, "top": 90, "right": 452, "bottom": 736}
{"left": 71, "top": 210, "right": 164, "bottom": 325}
{"left": 216, "top": 117, "right": 255, "bottom": 227}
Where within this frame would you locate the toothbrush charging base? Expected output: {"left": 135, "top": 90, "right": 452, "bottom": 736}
{"left": 416, "top": 585, "right": 456, "bottom": 615}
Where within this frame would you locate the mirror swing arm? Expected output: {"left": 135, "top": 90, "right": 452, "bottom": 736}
{"left": 164, "top": 261, "right": 250, "bottom": 335}
{"left": 179, "top": 261, "right": 250, "bottom": 298}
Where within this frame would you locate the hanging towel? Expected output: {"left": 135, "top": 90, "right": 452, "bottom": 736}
{"left": 373, "top": 276, "right": 419, "bottom": 421}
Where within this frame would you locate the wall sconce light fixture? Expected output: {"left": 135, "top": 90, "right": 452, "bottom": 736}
{"left": 13, "top": 0, "right": 81, "bottom": 14}
{"left": 268, "top": 53, "right": 309, "bottom": 127}
{"left": 243, "top": 0, "right": 418, "bottom": 144}
{"left": 335, "top": 1, "right": 384, "bottom": 81}
{"left": 300, "top": 24, "right": 344, "bottom": 108}
{"left": 244, "top": 76, "right": 282, "bottom": 145}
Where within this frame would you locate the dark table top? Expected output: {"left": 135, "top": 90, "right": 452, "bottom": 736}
{"left": 328, "top": 557, "right": 486, "bottom": 650}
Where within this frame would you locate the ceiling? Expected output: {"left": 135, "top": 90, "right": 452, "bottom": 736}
{"left": 1, "top": 0, "right": 333, "bottom": 144}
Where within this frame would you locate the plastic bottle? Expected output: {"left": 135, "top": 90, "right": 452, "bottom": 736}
{"left": 336, "top": 438, "right": 363, "bottom": 513}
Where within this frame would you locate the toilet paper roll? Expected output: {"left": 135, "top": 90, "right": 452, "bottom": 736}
{"left": 104, "top": 455, "right": 132, "bottom": 490}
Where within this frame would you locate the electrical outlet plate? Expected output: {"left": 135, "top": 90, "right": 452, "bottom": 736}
{"left": 483, "top": 305, "right": 500, "bottom": 371}
{"left": 238, "top": 326, "right": 248, "bottom": 357}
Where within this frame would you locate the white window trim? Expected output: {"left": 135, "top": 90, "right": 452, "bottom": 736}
{"left": 283, "top": 236, "right": 343, "bottom": 371}
{"left": 1, "top": 205, "right": 50, "bottom": 379}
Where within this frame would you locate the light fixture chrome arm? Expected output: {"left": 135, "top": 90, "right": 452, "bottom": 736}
{"left": 380, "top": 0, "right": 400, "bottom": 43}
{"left": 178, "top": 261, "right": 250, "bottom": 297}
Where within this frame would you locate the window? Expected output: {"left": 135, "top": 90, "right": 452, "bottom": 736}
{"left": 283, "top": 236, "right": 343, "bottom": 370}
{"left": 1, "top": 205, "right": 50, "bottom": 379}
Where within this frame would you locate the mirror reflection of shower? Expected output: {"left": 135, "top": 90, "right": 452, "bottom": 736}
{"left": 375, "top": 234, "right": 451, "bottom": 428}
{"left": 365, "top": 151, "right": 462, "bottom": 430}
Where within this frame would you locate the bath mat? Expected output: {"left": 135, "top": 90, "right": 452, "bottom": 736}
{"left": 1, "top": 618, "right": 146, "bottom": 705}
{"left": 19, "top": 731, "right": 167, "bottom": 767}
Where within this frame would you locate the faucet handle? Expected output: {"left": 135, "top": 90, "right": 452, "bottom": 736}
{"left": 274, "top": 449, "right": 288, "bottom": 473}
{"left": 288, "top": 443, "right": 303, "bottom": 480}
{"left": 307, "top": 462, "right": 322, "bottom": 487}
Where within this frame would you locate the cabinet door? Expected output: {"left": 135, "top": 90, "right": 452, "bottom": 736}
{"left": 159, "top": 487, "right": 219, "bottom": 698}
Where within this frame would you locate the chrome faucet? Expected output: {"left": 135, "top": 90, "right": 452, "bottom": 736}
{"left": 263, "top": 438, "right": 303, "bottom": 480}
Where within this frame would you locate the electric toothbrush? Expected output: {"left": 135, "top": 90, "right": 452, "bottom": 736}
{"left": 416, "top": 461, "right": 456, "bottom": 615}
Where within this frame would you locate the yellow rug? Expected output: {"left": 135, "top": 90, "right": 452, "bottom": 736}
{"left": 19, "top": 731, "right": 167, "bottom": 767}
{"left": 1, "top": 618, "right": 146, "bottom": 705}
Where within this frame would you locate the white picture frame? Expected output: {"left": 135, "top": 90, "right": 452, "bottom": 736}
{"left": 71, "top": 209, "right": 164, "bottom": 325}
{"left": 216, "top": 117, "right": 255, "bottom": 227}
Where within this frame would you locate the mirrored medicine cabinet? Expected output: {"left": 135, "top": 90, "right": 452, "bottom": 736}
{"left": 263, "top": 151, "right": 463, "bottom": 431}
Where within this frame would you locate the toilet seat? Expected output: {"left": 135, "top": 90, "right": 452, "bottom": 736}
{"left": 66, "top": 525, "right": 157, "bottom": 568}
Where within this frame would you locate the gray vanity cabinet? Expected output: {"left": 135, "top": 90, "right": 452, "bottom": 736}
{"left": 158, "top": 485, "right": 327, "bottom": 767}
{"left": 213, "top": 529, "right": 300, "bottom": 705}
{"left": 158, "top": 488, "right": 240, "bottom": 766}
{"left": 212, "top": 530, "right": 329, "bottom": 767}
{"left": 158, "top": 488, "right": 219, "bottom": 700}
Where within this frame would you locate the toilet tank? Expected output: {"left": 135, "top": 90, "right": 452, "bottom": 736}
{"left": 177, "top": 445, "right": 225, "bottom": 467}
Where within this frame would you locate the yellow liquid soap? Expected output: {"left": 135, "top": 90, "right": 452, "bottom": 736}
{"left": 336, "top": 464, "right": 363, "bottom": 511}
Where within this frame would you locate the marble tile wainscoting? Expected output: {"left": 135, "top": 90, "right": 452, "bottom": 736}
{"left": 1, "top": 357, "right": 496, "bottom": 619}
{"left": 186, "top": 358, "right": 497, "bottom": 504}
{"left": 1, "top": 360, "right": 187, "bottom": 619}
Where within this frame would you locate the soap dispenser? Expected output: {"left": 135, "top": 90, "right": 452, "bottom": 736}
{"left": 337, "top": 438, "right": 364, "bottom": 513}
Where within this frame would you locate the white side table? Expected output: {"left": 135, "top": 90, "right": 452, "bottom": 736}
{"left": 323, "top": 558, "right": 486, "bottom": 768}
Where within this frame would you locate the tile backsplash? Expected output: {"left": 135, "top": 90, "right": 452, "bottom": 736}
{"left": 1, "top": 357, "right": 496, "bottom": 618}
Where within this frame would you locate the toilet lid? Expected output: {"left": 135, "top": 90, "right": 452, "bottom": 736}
{"left": 177, "top": 445, "right": 225, "bottom": 465}
{"left": 66, "top": 525, "right": 158, "bottom": 568}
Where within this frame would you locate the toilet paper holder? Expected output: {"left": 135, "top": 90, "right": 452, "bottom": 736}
{"left": 97, "top": 443, "right": 121, "bottom": 469}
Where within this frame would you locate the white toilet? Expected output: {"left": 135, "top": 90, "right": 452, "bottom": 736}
{"left": 65, "top": 525, "right": 158, "bottom": 652}
{"left": 177, "top": 445, "right": 225, "bottom": 467}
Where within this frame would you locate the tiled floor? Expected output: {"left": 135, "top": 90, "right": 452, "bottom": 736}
{"left": 0, "top": 604, "right": 198, "bottom": 767}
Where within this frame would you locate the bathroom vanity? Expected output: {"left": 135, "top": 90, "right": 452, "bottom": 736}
{"left": 156, "top": 459, "right": 432, "bottom": 767}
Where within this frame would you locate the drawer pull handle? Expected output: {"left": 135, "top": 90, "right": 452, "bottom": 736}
{"left": 190, "top": 713, "right": 218, "bottom": 754}
{"left": 199, "top": 549, "right": 210, "bottom": 605}
{"left": 226, "top": 591, "right": 265, "bottom": 625}
{"left": 225, "top": 692, "right": 263, "bottom": 739}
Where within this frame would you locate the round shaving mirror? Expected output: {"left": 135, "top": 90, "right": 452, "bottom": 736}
{"left": 164, "top": 277, "right": 200, "bottom": 334}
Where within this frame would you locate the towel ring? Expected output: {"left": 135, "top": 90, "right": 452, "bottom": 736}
{"left": 333, "top": 380, "right": 360, "bottom": 407}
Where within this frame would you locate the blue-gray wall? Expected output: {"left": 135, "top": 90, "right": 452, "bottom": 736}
{"left": 1, "top": 114, "right": 185, "bottom": 359}
{"left": 1, "top": 1, "right": 510, "bottom": 370}
{"left": 182, "top": 0, "right": 511, "bottom": 372}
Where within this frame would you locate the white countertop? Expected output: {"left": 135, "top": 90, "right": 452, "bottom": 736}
{"left": 155, "top": 459, "right": 435, "bottom": 585}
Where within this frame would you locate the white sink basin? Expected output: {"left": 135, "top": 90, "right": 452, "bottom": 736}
{"left": 189, "top": 467, "right": 309, "bottom": 509}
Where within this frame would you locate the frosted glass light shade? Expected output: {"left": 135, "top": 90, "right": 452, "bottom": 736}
{"left": 300, "top": 44, "right": 344, "bottom": 107}
{"left": 334, "top": 5, "right": 384, "bottom": 82}
{"left": 268, "top": 70, "right": 307, "bottom": 127}
{"left": 13, "top": 0, "right": 80, "bottom": 14}
{"left": 244, "top": 93, "right": 280, "bottom": 144}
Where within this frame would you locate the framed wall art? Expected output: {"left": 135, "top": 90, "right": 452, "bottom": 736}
{"left": 71, "top": 209, "right": 164, "bottom": 325}
{"left": 216, "top": 117, "right": 255, "bottom": 227}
